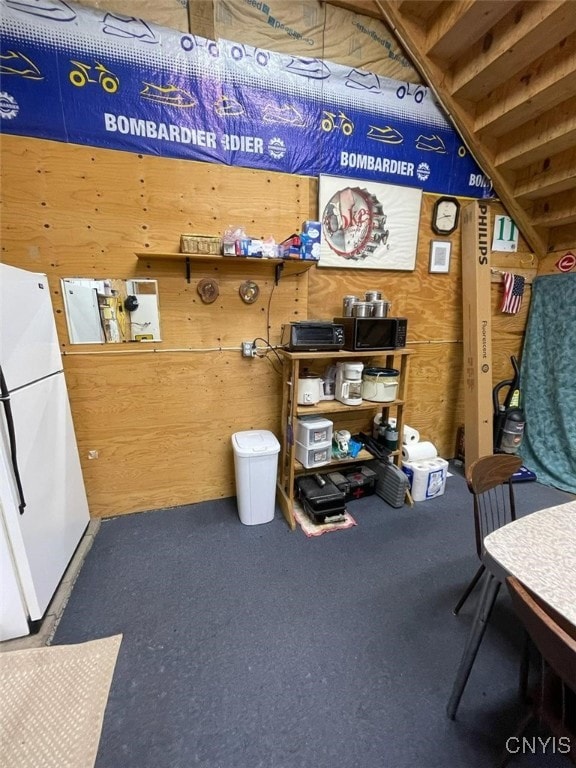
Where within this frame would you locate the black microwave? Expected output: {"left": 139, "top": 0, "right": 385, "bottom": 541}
{"left": 334, "top": 316, "right": 408, "bottom": 351}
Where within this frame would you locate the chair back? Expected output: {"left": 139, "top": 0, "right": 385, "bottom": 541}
{"left": 506, "top": 577, "right": 576, "bottom": 692}
{"left": 465, "top": 454, "right": 523, "bottom": 558}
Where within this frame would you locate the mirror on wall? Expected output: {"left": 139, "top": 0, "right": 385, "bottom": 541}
{"left": 61, "top": 278, "right": 161, "bottom": 344}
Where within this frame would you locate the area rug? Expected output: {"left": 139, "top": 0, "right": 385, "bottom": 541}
{"left": 293, "top": 501, "right": 357, "bottom": 537}
{"left": 0, "top": 634, "right": 122, "bottom": 768}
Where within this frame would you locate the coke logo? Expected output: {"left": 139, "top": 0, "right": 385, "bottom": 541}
{"left": 324, "top": 205, "right": 370, "bottom": 235}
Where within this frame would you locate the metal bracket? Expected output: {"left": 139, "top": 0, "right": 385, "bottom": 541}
{"left": 275, "top": 261, "right": 284, "bottom": 285}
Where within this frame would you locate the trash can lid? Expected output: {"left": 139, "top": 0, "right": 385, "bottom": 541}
{"left": 232, "top": 430, "right": 280, "bottom": 457}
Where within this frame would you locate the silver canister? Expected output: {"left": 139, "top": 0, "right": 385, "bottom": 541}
{"left": 342, "top": 295, "right": 358, "bottom": 317}
{"left": 371, "top": 300, "right": 389, "bottom": 317}
{"left": 365, "top": 290, "right": 382, "bottom": 302}
{"left": 352, "top": 301, "right": 372, "bottom": 318}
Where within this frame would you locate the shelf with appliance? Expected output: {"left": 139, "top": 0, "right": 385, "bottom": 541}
{"left": 135, "top": 252, "right": 315, "bottom": 284}
{"left": 277, "top": 347, "right": 411, "bottom": 530}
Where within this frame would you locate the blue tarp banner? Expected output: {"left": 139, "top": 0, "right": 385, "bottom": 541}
{"left": 0, "top": 0, "right": 492, "bottom": 197}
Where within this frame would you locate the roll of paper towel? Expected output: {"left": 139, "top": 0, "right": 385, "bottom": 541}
{"left": 403, "top": 425, "right": 420, "bottom": 444}
{"left": 402, "top": 441, "right": 438, "bottom": 461}
{"left": 378, "top": 417, "right": 420, "bottom": 444}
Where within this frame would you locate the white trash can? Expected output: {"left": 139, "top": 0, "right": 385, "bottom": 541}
{"left": 231, "top": 430, "right": 280, "bottom": 525}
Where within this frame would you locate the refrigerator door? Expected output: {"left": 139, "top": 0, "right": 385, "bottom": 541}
{"left": 0, "top": 264, "right": 62, "bottom": 390}
{"left": 0, "top": 373, "right": 89, "bottom": 620}
{"left": 0, "top": 498, "right": 30, "bottom": 641}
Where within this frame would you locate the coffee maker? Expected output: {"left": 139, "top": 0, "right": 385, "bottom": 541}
{"left": 334, "top": 361, "right": 364, "bottom": 405}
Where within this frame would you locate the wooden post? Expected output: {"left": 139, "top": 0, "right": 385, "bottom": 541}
{"left": 461, "top": 201, "right": 493, "bottom": 468}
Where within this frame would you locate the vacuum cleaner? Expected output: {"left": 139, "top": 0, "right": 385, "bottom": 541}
{"left": 493, "top": 356, "right": 536, "bottom": 481}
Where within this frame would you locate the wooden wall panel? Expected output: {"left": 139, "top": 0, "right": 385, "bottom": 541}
{"left": 1, "top": 135, "right": 314, "bottom": 517}
{"left": 1, "top": 134, "right": 532, "bottom": 516}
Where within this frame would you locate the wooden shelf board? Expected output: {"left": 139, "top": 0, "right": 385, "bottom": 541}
{"left": 280, "top": 348, "right": 411, "bottom": 361}
{"left": 296, "top": 399, "right": 404, "bottom": 416}
{"left": 136, "top": 252, "right": 315, "bottom": 275}
{"left": 295, "top": 448, "right": 395, "bottom": 471}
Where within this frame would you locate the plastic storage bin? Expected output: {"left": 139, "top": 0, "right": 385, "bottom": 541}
{"left": 296, "top": 416, "right": 333, "bottom": 447}
{"left": 295, "top": 441, "right": 332, "bottom": 468}
{"left": 231, "top": 430, "right": 280, "bottom": 525}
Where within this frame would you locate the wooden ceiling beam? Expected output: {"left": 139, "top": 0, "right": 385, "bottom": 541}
{"left": 495, "top": 95, "right": 576, "bottom": 171}
{"left": 375, "top": 2, "right": 548, "bottom": 257}
{"left": 450, "top": 1, "right": 576, "bottom": 101}
{"left": 547, "top": 222, "right": 576, "bottom": 252}
{"left": 514, "top": 148, "right": 576, "bottom": 202}
{"left": 531, "top": 189, "right": 576, "bottom": 228}
{"left": 474, "top": 32, "right": 576, "bottom": 138}
{"left": 424, "top": 0, "right": 515, "bottom": 65}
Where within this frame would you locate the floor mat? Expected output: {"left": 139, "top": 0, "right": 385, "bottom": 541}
{"left": 0, "top": 634, "right": 122, "bottom": 768}
{"left": 293, "top": 500, "right": 357, "bottom": 537}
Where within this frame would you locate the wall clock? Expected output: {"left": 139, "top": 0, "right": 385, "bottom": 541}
{"left": 432, "top": 196, "right": 460, "bottom": 236}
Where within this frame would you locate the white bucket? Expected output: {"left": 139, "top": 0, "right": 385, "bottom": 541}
{"left": 361, "top": 367, "right": 399, "bottom": 402}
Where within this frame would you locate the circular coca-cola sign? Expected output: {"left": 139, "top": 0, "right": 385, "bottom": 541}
{"left": 322, "top": 187, "right": 388, "bottom": 260}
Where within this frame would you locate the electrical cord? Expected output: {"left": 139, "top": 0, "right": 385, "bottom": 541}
{"left": 252, "top": 336, "right": 284, "bottom": 375}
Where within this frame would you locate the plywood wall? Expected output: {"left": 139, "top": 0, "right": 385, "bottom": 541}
{"left": 1, "top": 134, "right": 530, "bottom": 517}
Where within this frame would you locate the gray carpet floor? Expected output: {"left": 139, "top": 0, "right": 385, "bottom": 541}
{"left": 53, "top": 462, "right": 575, "bottom": 768}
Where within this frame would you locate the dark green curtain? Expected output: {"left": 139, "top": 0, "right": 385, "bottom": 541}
{"left": 519, "top": 273, "right": 576, "bottom": 493}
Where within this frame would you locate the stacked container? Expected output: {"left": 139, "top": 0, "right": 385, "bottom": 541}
{"left": 295, "top": 416, "right": 333, "bottom": 468}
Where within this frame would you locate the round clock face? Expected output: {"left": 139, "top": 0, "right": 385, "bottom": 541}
{"left": 322, "top": 187, "right": 388, "bottom": 259}
{"left": 433, "top": 198, "right": 459, "bottom": 234}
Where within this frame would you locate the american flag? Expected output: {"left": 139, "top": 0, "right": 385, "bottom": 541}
{"left": 500, "top": 272, "right": 525, "bottom": 314}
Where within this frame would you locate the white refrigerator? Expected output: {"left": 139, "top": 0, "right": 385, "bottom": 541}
{"left": 0, "top": 264, "right": 90, "bottom": 641}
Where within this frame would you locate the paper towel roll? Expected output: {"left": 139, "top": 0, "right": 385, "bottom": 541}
{"left": 403, "top": 425, "right": 420, "bottom": 444}
{"left": 402, "top": 441, "right": 438, "bottom": 461}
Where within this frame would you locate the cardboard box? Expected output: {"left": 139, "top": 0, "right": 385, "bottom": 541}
{"left": 300, "top": 221, "right": 321, "bottom": 261}
{"left": 279, "top": 233, "right": 301, "bottom": 259}
{"left": 235, "top": 238, "right": 264, "bottom": 257}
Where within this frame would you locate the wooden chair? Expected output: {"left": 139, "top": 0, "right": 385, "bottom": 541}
{"left": 500, "top": 577, "right": 576, "bottom": 767}
{"left": 453, "top": 454, "right": 523, "bottom": 616}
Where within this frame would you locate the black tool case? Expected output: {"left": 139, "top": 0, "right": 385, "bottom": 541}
{"left": 295, "top": 475, "right": 346, "bottom": 524}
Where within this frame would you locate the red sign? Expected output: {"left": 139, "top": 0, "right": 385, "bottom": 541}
{"left": 555, "top": 252, "right": 576, "bottom": 272}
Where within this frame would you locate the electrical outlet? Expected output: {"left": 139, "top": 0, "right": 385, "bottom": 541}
{"left": 242, "top": 341, "right": 255, "bottom": 358}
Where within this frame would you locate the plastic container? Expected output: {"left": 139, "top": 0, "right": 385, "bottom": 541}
{"left": 402, "top": 457, "right": 449, "bottom": 501}
{"left": 295, "top": 441, "right": 332, "bottom": 468}
{"left": 231, "top": 430, "right": 280, "bottom": 525}
{"left": 361, "top": 367, "right": 400, "bottom": 402}
{"left": 296, "top": 416, "right": 333, "bottom": 447}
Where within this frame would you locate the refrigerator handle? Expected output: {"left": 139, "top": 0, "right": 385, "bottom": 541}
{"left": 0, "top": 365, "right": 27, "bottom": 514}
